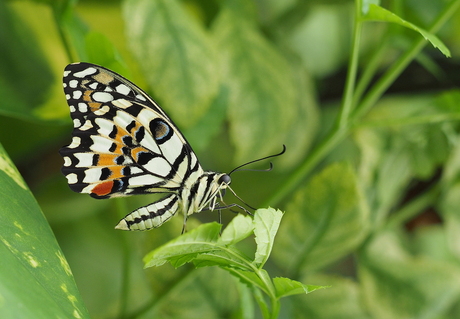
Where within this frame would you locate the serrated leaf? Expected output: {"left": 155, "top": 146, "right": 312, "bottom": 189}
{"left": 218, "top": 213, "right": 254, "bottom": 246}
{"left": 362, "top": 4, "right": 450, "bottom": 57}
{"left": 212, "top": 6, "right": 297, "bottom": 162}
{"left": 0, "top": 144, "right": 89, "bottom": 318}
{"left": 274, "top": 163, "right": 369, "bottom": 272}
{"left": 123, "top": 0, "right": 219, "bottom": 128}
{"left": 273, "top": 277, "right": 325, "bottom": 299}
{"left": 359, "top": 231, "right": 460, "bottom": 319}
{"left": 253, "top": 208, "right": 283, "bottom": 267}
{"left": 143, "top": 222, "right": 222, "bottom": 268}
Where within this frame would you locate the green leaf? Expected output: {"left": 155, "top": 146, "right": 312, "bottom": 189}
{"left": 143, "top": 222, "right": 222, "bottom": 268}
{"left": 123, "top": 0, "right": 219, "bottom": 129}
{"left": 359, "top": 231, "right": 460, "bottom": 319}
{"left": 193, "top": 247, "right": 252, "bottom": 270}
{"left": 274, "top": 163, "right": 369, "bottom": 272}
{"left": 273, "top": 277, "right": 325, "bottom": 299}
{"left": 253, "top": 208, "right": 283, "bottom": 267}
{"left": 362, "top": 4, "right": 450, "bottom": 57}
{"left": 0, "top": 144, "right": 89, "bottom": 318}
{"left": 212, "top": 5, "right": 298, "bottom": 162}
{"left": 218, "top": 213, "right": 254, "bottom": 246}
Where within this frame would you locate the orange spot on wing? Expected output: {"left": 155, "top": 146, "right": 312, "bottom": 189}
{"left": 83, "top": 90, "right": 93, "bottom": 102}
{"left": 97, "top": 154, "right": 117, "bottom": 166}
{"left": 89, "top": 102, "right": 102, "bottom": 111}
{"left": 92, "top": 181, "right": 114, "bottom": 196}
{"left": 110, "top": 167, "right": 124, "bottom": 179}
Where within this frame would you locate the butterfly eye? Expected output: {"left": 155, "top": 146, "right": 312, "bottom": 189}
{"left": 150, "top": 119, "right": 172, "bottom": 143}
{"left": 218, "top": 174, "right": 231, "bottom": 185}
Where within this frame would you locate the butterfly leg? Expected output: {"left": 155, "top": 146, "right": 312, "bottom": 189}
{"left": 181, "top": 213, "right": 188, "bottom": 234}
{"left": 115, "top": 194, "right": 179, "bottom": 231}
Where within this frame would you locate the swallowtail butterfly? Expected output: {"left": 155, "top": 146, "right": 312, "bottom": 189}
{"left": 60, "top": 62, "right": 239, "bottom": 231}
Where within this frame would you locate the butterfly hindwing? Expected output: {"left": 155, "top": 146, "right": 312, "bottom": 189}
{"left": 60, "top": 63, "right": 202, "bottom": 200}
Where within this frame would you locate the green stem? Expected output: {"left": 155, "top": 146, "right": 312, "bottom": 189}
{"left": 337, "top": 0, "right": 363, "bottom": 129}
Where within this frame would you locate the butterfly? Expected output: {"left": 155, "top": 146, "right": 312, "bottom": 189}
{"left": 59, "top": 62, "right": 241, "bottom": 231}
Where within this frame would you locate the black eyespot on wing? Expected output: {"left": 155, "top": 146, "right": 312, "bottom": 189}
{"left": 149, "top": 118, "right": 173, "bottom": 144}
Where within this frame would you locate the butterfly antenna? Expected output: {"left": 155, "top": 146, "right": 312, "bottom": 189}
{"left": 228, "top": 144, "right": 286, "bottom": 176}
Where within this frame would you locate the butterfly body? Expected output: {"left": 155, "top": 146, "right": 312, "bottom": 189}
{"left": 60, "top": 62, "right": 231, "bottom": 231}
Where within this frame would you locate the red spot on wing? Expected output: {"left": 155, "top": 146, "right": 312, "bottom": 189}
{"left": 92, "top": 181, "right": 114, "bottom": 196}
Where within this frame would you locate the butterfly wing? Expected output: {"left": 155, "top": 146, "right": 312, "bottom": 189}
{"left": 59, "top": 62, "right": 203, "bottom": 200}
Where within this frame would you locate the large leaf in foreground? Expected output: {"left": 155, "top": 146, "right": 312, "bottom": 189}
{"left": 0, "top": 144, "right": 89, "bottom": 318}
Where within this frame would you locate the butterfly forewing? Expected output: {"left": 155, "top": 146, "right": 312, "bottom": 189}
{"left": 60, "top": 62, "right": 229, "bottom": 231}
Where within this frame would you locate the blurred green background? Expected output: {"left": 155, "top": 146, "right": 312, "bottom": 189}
{"left": 2, "top": 0, "right": 460, "bottom": 318}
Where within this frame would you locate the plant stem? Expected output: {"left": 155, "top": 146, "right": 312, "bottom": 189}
{"left": 337, "top": 0, "right": 363, "bottom": 129}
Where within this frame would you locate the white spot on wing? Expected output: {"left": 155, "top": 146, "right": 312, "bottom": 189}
{"left": 68, "top": 136, "right": 81, "bottom": 148}
{"left": 63, "top": 157, "right": 71, "bottom": 167}
{"left": 95, "top": 118, "right": 116, "bottom": 136}
{"left": 94, "top": 105, "right": 110, "bottom": 116}
{"left": 136, "top": 94, "right": 147, "bottom": 101}
{"left": 74, "top": 153, "right": 95, "bottom": 168}
{"left": 63, "top": 70, "right": 71, "bottom": 77}
{"left": 143, "top": 157, "right": 171, "bottom": 177}
{"left": 128, "top": 174, "right": 164, "bottom": 187}
{"left": 90, "top": 135, "right": 114, "bottom": 153}
{"left": 80, "top": 120, "right": 94, "bottom": 131}
{"left": 116, "top": 84, "right": 131, "bottom": 95}
{"left": 72, "top": 91, "right": 82, "bottom": 99}
{"left": 112, "top": 99, "right": 133, "bottom": 109}
{"left": 73, "top": 119, "right": 81, "bottom": 128}
{"left": 74, "top": 67, "right": 97, "bottom": 78}
{"left": 161, "top": 133, "right": 183, "bottom": 164}
{"left": 78, "top": 102, "right": 88, "bottom": 113}
{"left": 93, "top": 92, "right": 114, "bottom": 102}
{"left": 69, "top": 80, "right": 78, "bottom": 88}
{"left": 67, "top": 173, "right": 78, "bottom": 184}
{"left": 83, "top": 167, "right": 103, "bottom": 183}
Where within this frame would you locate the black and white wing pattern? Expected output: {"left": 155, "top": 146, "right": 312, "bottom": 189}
{"left": 60, "top": 62, "right": 231, "bottom": 231}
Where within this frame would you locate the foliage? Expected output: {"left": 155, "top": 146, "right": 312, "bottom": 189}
{"left": 2, "top": 0, "right": 460, "bottom": 318}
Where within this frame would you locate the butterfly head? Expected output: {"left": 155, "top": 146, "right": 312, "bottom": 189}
{"left": 217, "top": 174, "right": 231, "bottom": 187}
